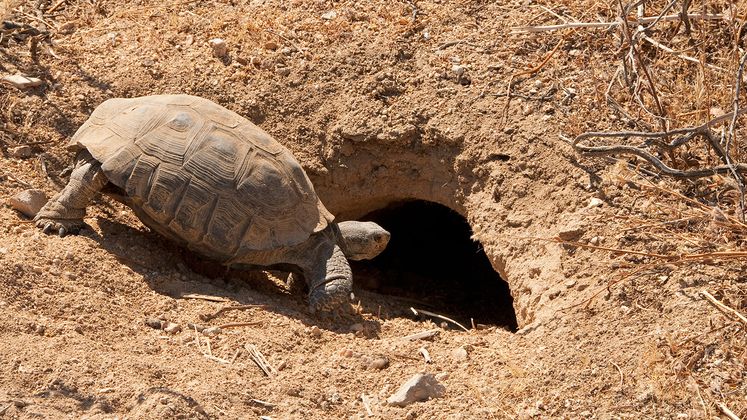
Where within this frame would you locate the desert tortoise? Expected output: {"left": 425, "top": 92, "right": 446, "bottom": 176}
{"left": 34, "top": 94, "right": 390, "bottom": 312}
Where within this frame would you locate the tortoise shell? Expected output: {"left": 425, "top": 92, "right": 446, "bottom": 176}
{"left": 69, "top": 94, "right": 333, "bottom": 260}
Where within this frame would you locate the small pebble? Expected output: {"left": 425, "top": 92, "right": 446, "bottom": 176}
{"left": 264, "top": 41, "right": 279, "bottom": 50}
{"left": 451, "top": 347, "right": 468, "bottom": 361}
{"left": 451, "top": 64, "right": 465, "bottom": 76}
{"left": 367, "top": 356, "right": 389, "bottom": 370}
{"left": 587, "top": 197, "right": 604, "bottom": 208}
{"left": 209, "top": 38, "right": 228, "bottom": 58}
{"left": 321, "top": 10, "right": 338, "bottom": 20}
{"left": 163, "top": 322, "right": 181, "bottom": 334}
{"left": 9, "top": 189, "right": 47, "bottom": 218}
{"left": 63, "top": 271, "right": 76, "bottom": 280}
{"left": 565, "top": 279, "right": 577, "bottom": 288}
{"left": 309, "top": 325, "right": 322, "bottom": 338}
{"left": 31, "top": 265, "right": 44, "bottom": 274}
{"left": 340, "top": 349, "right": 353, "bottom": 357}
{"left": 435, "top": 372, "right": 449, "bottom": 381}
{"left": 202, "top": 326, "right": 221, "bottom": 336}
{"left": 145, "top": 318, "right": 165, "bottom": 329}
{"left": 387, "top": 373, "right": 445, "bottom": 407}
{"left": 275, "top": 67, "right": 291, "bottom": 77}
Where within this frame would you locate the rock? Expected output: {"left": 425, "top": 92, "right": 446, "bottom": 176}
{"left": 450, "top": 347, "right": 468, "bottom": 361}
{"left": 209, "top": 38, "right": 228, "bottom": 58}
{"left": 9, "top": 189, "right": 48, "bottom": 218}
{"left": 587, "top": 197, "right": 604, "bottom": 208}
{"left": 367, "top": 356, "right": 389, "bottom": 370}
{"left": 202, "top": 326, "right": 221, "bottom": 336}
{"left": 309, "top": 325, "right": 322, "bottom": 338}
{"left": 2, "top": 74, "right": 43, "bottom": 90}
{"left": 386, "top": 373, "right": 445, "bottom": 407}
{"left": 275, "top": 67, "right": 291, "bottom": 77}
{"left": 321, "top": 10, "right": 338, "bottom": 20}
{"left": 589, "top": 236, "right": 604, "bottom": 245}
{"left": 163, "top": 322, "right": 181, "bottom": 334}
{"left": 145, "top": 318, "right": 165, "bottom": 329}
{"left": 557, "top": 222, "right": 584, "bottom": 241}
{"left": 340, "top": 348, "right": 353, "bottom": 357}
{"left": 564, "top": 279, "right": 577, "bottom": 288}
{"left": 451, "top": 64, "right": 465, "bottom": 76}
{"left": 264, "top": 41, "right": 279, "bottom": 50}
{"left": 10, "top": 145, "right": 32, "bottom": 159}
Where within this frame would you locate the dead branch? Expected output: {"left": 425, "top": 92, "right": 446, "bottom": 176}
{"left": 571, "top": 108, "right": 747, "bottom": 179}
{"left": 511, "top": 13, "right": 725, "bottom": 33}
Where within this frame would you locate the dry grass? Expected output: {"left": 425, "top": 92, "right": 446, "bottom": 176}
{"left": 510, "top": 1, "right": 747, "bottom": 413}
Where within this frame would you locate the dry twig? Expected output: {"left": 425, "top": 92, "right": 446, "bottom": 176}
{"left": 361, "top": 394, "right": 374, "bottom": 416}
{"left": 401, "top": 329, "right": 440, "bottom": 341}
{"left": 419, "top": 347, "right": 432, "bottom": 363}
{"left": 716, "top": 402, "right": 740, "bottom": 420}
{"left": 180, "top": 293, "right": 230, "bottom": 302}
{"left": 217, "top": 321, "right": 262, "bottom": 329}
{"left": 245, "top": 344, "right": 277, "bottom": 377}
{"left": 511, "top": 13, "right": 725, "bottom": 33}
{"left": 700, "top": 290, "right": 747, "bottom": 324}
{"left": 200, "top": 304, "right": 264, "bottom": 321}
{"left": 46, "top": 0, "right": 67, "bottom": 14}
{"left": 410, "top": 307, "right": 470, "bottom": 332}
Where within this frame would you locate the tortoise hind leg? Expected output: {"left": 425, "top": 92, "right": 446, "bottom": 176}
{"left": 34, "top": 150, "right": 108, "bottom": 236}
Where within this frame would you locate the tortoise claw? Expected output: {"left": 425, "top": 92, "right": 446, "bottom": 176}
{"left": 58, "top": 227, "right": 67, "bottom": 237}
{"left": 43, "top": 223, "right": 54, "bottom": 234}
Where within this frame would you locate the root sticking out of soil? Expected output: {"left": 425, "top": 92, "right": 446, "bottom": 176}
{"left": 353, "top": 199, "right": 517, "bottom": 330}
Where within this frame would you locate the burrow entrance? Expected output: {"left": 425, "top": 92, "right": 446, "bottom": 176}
{"left": 352, "top": 200, "right": 517, "bottom": 331}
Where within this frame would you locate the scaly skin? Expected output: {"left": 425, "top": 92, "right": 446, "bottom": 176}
{"left": 306, "top": 245, "right": 352, "bottom": 313}
{"left": 34, "top": 151, "right": 107, "bottom": 236}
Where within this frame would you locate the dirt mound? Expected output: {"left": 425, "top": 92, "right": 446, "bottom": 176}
{"left": 1, "top": 0, "right": 745, "bottom": 418}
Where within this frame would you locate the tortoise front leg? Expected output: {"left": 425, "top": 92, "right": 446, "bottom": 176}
{"left": 304, "top": 244, "right": 353, "bottom": 313}
{"left": 34, "top": 150, "right": 108, "bottom": 236}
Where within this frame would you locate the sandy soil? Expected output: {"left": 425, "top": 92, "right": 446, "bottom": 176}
{"left": 1, "top": 0, "right": 746, "bottom": 418}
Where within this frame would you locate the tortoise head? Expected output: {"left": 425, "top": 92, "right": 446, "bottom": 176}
{"left": 337, "top": 221, "right": 390, "bottom": 261}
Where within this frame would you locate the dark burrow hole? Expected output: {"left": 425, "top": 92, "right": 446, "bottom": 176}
{"left": 352, "top": 200, "right": 518, "bottom": 331}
